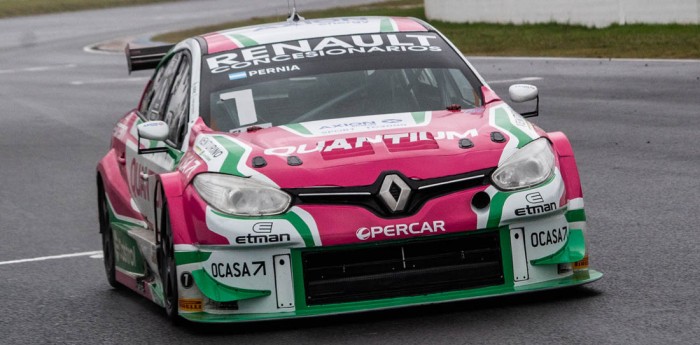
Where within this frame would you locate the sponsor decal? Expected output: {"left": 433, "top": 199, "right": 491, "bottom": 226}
{"left": 206, "top": 34, "right": 441, "bottom": 74}
{"left": 141, "top": 121, "right": 164, "bottom": 128}
{"left": 177, "top": 153, "right": 203, "bottom": 179}
{"left": 178, "top": 298, "right": 203, "bottom": 312}
{"left": 525, "top": 192, "right": 544, "bottom": 204}
{"left": 515, "top": 202, "right": 557, "bottom": 216}
{"left": 265, "top": 130, "right": 477, "bottom": 156}
{"left": 180, "top": 272, "right": 194, "bottom": 289}
{"left": 229, "top": 65, "right": 300, "bottom": 81}
{"left": 235, "top": 233, "right": 291, "bottom": 244}
{"left": 530, "top": 226, "right": 568, "bottom": 248}
{"left": 573, "top": 255, "right": 589, "bottom": 270}
{"left": 129, "top": 160, "right": 150, "bottom": 201}
{"left": 113, "top": 233, "right": 136, "bottom": 267}
{"left": 230, "top": 213, "right": 293, "bottom": 245}
{"left": 248, "top": 64, "right": 299, "bottom": 77}
{"left": 113, "top": 122, "right": 128, "bottom": 141}
{"left": 356, "top": 220, "right": 445, "bottom": 241}
{"left": 210, "top": 261, "right": 266, "bottom": 278}
{"left": 253, "top": 222, "right": 273, "bottom": 233}
{"left": 283, "top": 112, "right": 433, "bottom": 136}
{"left": 194, "top": 136, "right": 224, "bottom": 161}
{"left": 228, "top": 71, "right": 247, "bottom": 80}
{"left": 319, "top": 118, "right": 404, "bottom": 132}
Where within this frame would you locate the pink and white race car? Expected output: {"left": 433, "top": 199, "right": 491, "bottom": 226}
{"left": 97, "top": 15, "right": 601, "bottom": 323}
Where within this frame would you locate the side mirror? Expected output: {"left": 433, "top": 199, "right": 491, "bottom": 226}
{"left": 508, "top": 84, "right": 539, "bottom": 118}
{"left": 136, "top": 121, "right": 169, "bottom": 154}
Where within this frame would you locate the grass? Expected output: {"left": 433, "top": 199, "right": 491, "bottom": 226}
{"left": 0, "top": 0, "right": 180, "bottom": 18}
{"left": 153, "top": 0, "right": 426, "bottom": 43}
{"left": 439, "top": 22, "right": 700, "bottom": 59}
{"left": 153, "top": 0, "right": 700, "bottom": 59}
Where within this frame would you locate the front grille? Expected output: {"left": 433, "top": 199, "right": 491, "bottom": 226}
{"left": 302, "top": 231, "right": 503, "bottom": 306}
{"left": 286, "top": 168, "right": 495, "bottom": 218}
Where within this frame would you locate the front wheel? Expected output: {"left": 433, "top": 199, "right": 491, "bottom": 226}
{"left": 159, "top": 203, "right": 180, "bottom": 323}
{"left": 98, "top": 184, "right": 119, "bottom": 289}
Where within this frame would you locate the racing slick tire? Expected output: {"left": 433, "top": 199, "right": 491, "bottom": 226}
{"left": 157, "top": 194, "right": 181, "bottom": 324}
{"left": 98, "top": 179, "right": 119, "bottom": 289}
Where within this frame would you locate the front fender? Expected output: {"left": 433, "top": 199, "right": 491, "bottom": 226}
{"left": 156, "top": 172, "right": 195, "bottom": 246}
{"left": 547, "top": 131, "right": 583, "bottom": 200}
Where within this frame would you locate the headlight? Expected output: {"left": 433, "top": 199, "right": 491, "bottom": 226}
{"left": 193, "top": 173, "right": 291, "bottom": 216}
{"left": 491, "top": 138, "right": 555, "bottom": 190}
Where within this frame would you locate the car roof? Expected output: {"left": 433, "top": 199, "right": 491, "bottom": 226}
{"left": 200, "top": 16, "right": 430, "bottom": 54}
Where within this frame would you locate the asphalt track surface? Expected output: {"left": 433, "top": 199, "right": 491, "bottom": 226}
{"left": 1, "top": 1, "right": 699, "bottom": 344}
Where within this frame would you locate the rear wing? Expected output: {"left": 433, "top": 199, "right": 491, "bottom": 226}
{"left": 125, "top": 43, "right": 175, "bottom": 74}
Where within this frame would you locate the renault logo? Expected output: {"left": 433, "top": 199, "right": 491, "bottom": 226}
{"left": 379, "top": 175, "right": 411, "bottom": 212}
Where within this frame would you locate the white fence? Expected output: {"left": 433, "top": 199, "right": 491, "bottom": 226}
{"left": 424, "top": 0, "right": 700, "bottom": 27}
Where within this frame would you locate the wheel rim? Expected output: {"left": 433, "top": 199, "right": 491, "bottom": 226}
{"left": 99, "top": 194, "right": 109, "bottom": 229}
{"left": 161, "top": 208, "right": 178, "bottom": 316}
{"left": 102, "top": 227, "right": 114, "bottom": 275}
{"left": 100, "top": 195, "right": 115, "bottom": 278}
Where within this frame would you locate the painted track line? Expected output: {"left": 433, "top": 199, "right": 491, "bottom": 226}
{"left": 0, "top": 64, "right": 77, "bottom": 75}
{"left": 0, "top": 250, "right": 101, "bottom": 266}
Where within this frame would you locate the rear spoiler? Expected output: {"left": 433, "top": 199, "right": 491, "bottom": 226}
{"left": 125, "top": 43, "right": 175, "bottom": 74}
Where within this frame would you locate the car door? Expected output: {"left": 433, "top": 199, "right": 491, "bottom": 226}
{"left": 125, "top": 50, "right": 192, "bottom": 227}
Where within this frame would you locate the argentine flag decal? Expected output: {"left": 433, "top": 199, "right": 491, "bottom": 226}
{"left": 228, "top": 71, "right": 247, "bottom": 80}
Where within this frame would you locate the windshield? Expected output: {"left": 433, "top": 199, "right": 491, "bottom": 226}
{"left": 200, "top": 32, "right": 483, "bottom": 133}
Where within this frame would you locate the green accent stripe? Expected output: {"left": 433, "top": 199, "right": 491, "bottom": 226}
{"left": 191, "top": 269, "right": 270, "bottom": 302}
{"left": 291, "top": 249, "right": 306, "bottom": 308}
{"left": 211, "top": 209, "right": 316, "bottom": 248}
{"left": 175, "top": 251, "right": 212, "bottom": 266}
{"left": 498, "top": 226, "right": 514, "bottom": 287}
{"left": 411, "top": 111, "right": 426, "bottom": 124}
{"left": 284, "top": 211, "right": 315, "bottom": 247}
{"left": 380, "top": 18, "right": 394, "bottom": 32}
{"left": 167, "top": 147, "right": 184, "bottom": 164}
{"left": 566, "top": 209, "right": 587, "bottom": 223}
{"left": 230, "top": 33, "right": 258, "bottom": 47}
{"left": 213, "top": 135, "right": 247, "bottom": 177}
{"left": 487, "top": 191, "right": 511, "bottom": 228}
{"left": 531, "top": 229, "right": 586, "bottom": 265}
{"left": 494, "top": 108, "right": 533, "bottom": 148}
{"left": 106, "top": 198, "right": 144, "bottom": 228}
{"left": 284, "top": 123, "right": 313, "bottom": 136}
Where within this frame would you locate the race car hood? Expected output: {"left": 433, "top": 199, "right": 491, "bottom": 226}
{"left": 188, "top": 102, "right": 545, "bottom": 188}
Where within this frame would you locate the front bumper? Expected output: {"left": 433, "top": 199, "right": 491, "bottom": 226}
{"left": 182, "top": 269, "right": 602, "bottom": 322}
{"left": 174, "top": 221, "right": 601, "bottom": 323}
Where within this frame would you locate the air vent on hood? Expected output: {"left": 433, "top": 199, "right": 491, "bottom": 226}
{"left": 491, "top": 132, "right": 506, "bottom": 143}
